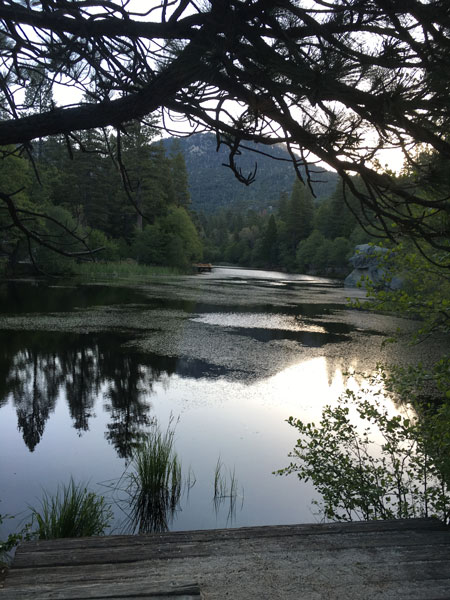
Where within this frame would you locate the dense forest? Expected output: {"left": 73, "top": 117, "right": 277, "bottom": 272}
{"left": 0, "top": 127, "right": 372, "bottom": 277}
{"left": 200, "top": 178, "right": 373, "bottom": 274}
{"left": 0, "top": 124, "right": 204, "bottom": 275}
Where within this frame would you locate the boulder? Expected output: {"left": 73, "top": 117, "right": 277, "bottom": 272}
{"left": 344, "top": 244, "right": 402, "bottom": 289}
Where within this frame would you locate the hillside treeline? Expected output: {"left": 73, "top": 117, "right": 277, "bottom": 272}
{"left": 1, "top": 128, "right": 374, "bottom": 277}
{"left": 0, "top": 124, "right": 202, "bottom": 275}
{"left": 201, "top": 179, "right": 373, "bottom": 275}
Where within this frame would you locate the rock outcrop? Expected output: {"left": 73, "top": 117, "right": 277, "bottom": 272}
{"left": 344, "top": 244, "right": 402, "bottom": 289}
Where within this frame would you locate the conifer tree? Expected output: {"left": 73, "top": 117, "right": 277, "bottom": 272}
{"left": 286, "top": 179, "right": 314, "bottom": 250}
{"left": 169, "top": 140, "right": 190, "bottom": 208}
{"left": 260, "top": 214, "right": 278, "bottom": 267}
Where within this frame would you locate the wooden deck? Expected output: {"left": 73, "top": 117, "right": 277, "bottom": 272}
{"left": 1, "top": 519, "right": 450, "bottom": 599}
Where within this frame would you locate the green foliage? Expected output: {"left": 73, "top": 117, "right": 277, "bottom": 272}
{"left": 132, "top": 206, "right": 202, "bottom": 269}
{"left": 329, "top": 237, "right": 352, "bottom": 270}
{"left": 277, "top": 371, "right": 450, "bottom": 522}
{"left": 284, "top": 239, "right": 450, "bottom": 523}
{"left": 1, "top": 128, "right": 204, "bottom": 274}
{"left": 315, "top": 184, "right": 359, "bottom": 239}
{"left": 169, "top": 139, "right": 191, "bottom": 207}
{"left": 296, "top": 230, "right": 325, "bottom": 272}
{"left": 132, "top": 224, "right": 167, "bottom": 266}
{"left": 0, "top": 512, "right": 25, "bottom": 563}
{"left": 32, "top": 205, "right": 81, "bottom": 275}
{"left": 0, "top": 148, "right": 33, "bottom": 263}
{"left": 86, "top": 229, "right": 120, "bottom": 262}
{"left": 29, "top": 479, "right": 112, "bottom": 539}
{"left": 202, "top": 177, "right": 374, "bottom": 275}
{"left": 260, "top": 214, "right": 278, "bottom": 266}
{"left": 163, "top": 206, "right": 203, "bottom": 265}
{"left": 379, "top": 359, "right": 450, "bottom": 484}
{"left": 286, "top": 179, "right": 314, "bottom": 249}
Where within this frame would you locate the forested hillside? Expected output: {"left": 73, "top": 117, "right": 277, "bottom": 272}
{"left": 0, "top": 124, "right": 371, "bottom": 277}
{"left": 0, "top": 124, "right": 203, "bottom": 274}
{"left": 199, "top": 177, "right": 374, "bottom": 275}
{"left": 164, "top": 133, "right": 338, "bottom": 214}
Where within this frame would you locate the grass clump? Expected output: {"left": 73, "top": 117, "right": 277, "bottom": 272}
{"left": 124, "top": 421, "right": 183, "bottom": 533}
{"left": 74, "top": 261, "right": 181, "bottom": 281}
{"left": 29, "top": 479, "right": 112, "bottom": 539}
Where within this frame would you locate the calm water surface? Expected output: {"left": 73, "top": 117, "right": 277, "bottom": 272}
{"left": 0, "top": 268, "right": 431, "bottom": 537}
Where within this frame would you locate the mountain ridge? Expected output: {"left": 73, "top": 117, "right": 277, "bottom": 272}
{"left": 163, "top": 133, "right": 339, "bottom": 214}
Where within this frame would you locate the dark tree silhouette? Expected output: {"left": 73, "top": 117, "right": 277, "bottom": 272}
{"left": 0, "top": 1, "right": 449, "bottom": 258}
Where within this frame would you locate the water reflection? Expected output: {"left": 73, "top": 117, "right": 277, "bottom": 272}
{"left": 1, "top": 339, "right": 60, "bottom": 451}
{"left": 0, "top": 331, "right": 158, "bottom": 454}
{"left": 0, "top": 280, "right": 147, "bottom": 314}
{"left": 66, "top": 347, "right": 98, "bottom": 433}
{"left": 0, "top": 331, "right": 234, "bottom": 456}
{"left": 104, "top": 356, "right": 153, "bottom": 460}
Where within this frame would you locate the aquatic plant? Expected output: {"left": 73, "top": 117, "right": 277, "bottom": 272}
{"left": 29, "top": 479, "right": 113, "bottom": 539}
{"left": 0, "top": 502, "right": 32, "bottom": 565}
{"left": 124, "top": 421, "right": 183, "bottom": 533}
{"left": 212, "top": 458, "right": 242, "bottom": 523}
{"left": 213, "top": 458, "right": 227, "bottom": 499}
{"left": 213, "top": 458, "right": 238, "bottom": 501}
{"left": 0, "top": 513, "right": 18, "bottom": 566}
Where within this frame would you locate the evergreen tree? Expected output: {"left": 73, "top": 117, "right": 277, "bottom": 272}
{"left": 277, "top": 191, "right": 289, "bottom": 223}
{"left": 0, "top": 149, "right": 32, "bottom": 270}
{"left": 117, "top": 121, "right": 162, "bottom": 230}
{"left": 286, "top": 179, "right": 314, "bottom": 250}
{"left": 260, "top": 214, "right": 278, "bottom": 267}
{"left": 315, "top": 183, "right": 358, "bottom": 240}
{"left": 169, "top": 140, "right": 190, "bottom": 207}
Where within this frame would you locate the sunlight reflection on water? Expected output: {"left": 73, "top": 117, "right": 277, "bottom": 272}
{"left": 191, "top": 312, "right": 327, "bottom": 333}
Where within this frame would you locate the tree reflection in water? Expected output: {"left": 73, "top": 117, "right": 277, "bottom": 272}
{"left": 103, "top": 355, "right": 153, "bottom": 460}
{"left": 0, "top": 331, "right": 158, "bottom": 455}
{"left": 3, "top": 336, "right": 62, "bottom": 451}
{"left": 0, "top": 330, "right": 221, "bottom": 460}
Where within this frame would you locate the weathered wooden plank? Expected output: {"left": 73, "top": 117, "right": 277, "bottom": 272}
{"left": 5, "top": 554, "right": 450, "bottom": 590}
{"left": 3, "top": 520, "right": 450, "bottom": 600}
{"left": 0, "top": 581, "right": 201, "bottom": 600}
{"left": 12, "top": 529, "right": 450, "bottom": 570}
{"left": 7, "top": 540, "right": 450, "bottom": 588}
{"left": 14, "top": 518, "right": 446, "bottom": 554}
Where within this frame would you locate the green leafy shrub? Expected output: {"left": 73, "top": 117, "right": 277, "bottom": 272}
{"left": 277, "top": 370, "right": 450, "bottom": 523}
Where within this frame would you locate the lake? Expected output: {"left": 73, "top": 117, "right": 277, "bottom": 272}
{"left": 0, "top": 267, "right": 435, "bottom": 537}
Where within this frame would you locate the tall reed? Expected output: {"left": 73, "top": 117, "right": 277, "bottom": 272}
{"left": 212, "top": 459, "right": 242, "bottom": 523}
{"left": 126, "top": 422, "right": 182, "bottom": 533}
{"left": 29, "top": 479, "right": 112, "bottom": 539}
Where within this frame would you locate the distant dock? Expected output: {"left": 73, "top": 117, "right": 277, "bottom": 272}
{"left": 1, "top": 519, "right": 450, "bottom": 599}
{"left": 194, "top": 263, "right": 213, "bottom": 273}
